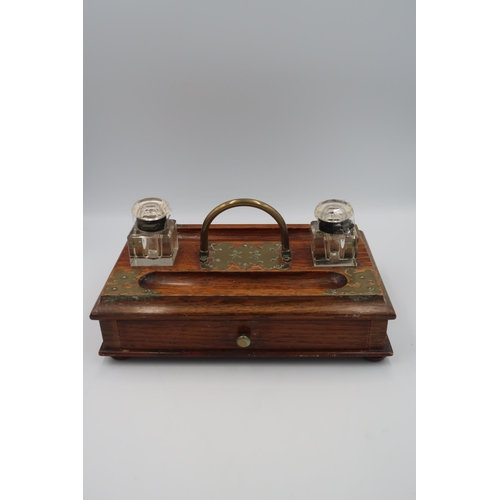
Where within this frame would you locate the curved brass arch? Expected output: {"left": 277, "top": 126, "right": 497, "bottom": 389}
{"left": 199, "top": 199, "right": 291, "bottom": 263}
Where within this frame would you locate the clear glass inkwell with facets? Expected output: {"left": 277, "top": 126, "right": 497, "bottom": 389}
{"left": 127, "top": 197, "right": 178, "bottom": 266}
{"left": 310, "top": 199, "right": 358, "bottom": 267}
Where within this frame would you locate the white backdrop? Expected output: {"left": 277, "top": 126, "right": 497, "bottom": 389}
{"left": 84, "top": 1, "right": 415, "bottom": 498}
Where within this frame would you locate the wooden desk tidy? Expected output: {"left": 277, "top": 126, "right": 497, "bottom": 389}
{"left": 90, "top": 208, "right": 396, "bottom": 361}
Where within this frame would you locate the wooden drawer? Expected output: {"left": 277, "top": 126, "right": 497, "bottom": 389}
{"left": 117, "top": 319, "right": 371, "bottom": 351}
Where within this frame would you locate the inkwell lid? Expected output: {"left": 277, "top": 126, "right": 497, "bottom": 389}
{"left": 314, "top": 199, "right": 355, "bottom": 234}
{"left": 132, "top": 197, "right": 171, "bottom": 232}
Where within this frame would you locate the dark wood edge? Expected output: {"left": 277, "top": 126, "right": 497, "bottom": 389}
{"left": 98, "top": 339, "right": 393, "bottom": 359}
{"left": 90, "top": 303, "right": 396, "bottom": 321}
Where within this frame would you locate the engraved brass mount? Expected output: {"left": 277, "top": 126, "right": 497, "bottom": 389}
{"left": 323, "top": 269, "right": 381, "bottom": 295}
{"left": 199, "top": 199, "right": 291, "bottom": 265}
{"left": 200, "top": 242, "right": 289, "bottom": 270}
{"left": 103, "top": 269, "right": 159, "bottom": 297}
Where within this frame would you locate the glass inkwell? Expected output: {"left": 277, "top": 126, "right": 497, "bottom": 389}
{"left": 311, "top": 199, "right": 358, "bottom": 267}
{"left": 127, "top": 197, "right": 178, "bottom": 266}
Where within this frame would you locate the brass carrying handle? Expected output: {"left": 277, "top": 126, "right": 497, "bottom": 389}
{"left": 199, "top": 198, "right": 292, "bottom": 263}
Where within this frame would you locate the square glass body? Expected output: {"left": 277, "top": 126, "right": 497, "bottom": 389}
{"left": 127, "top": 219, "right": 178, "bottom": 266}
{"left": 310, "top": 221, "right": 358, "bottom": 267}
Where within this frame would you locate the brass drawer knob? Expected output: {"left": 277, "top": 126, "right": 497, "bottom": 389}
{"left": 236, "top": 335, "right": 251, "bottom": 348}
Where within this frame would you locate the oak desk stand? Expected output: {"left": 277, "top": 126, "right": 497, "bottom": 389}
{"left": 90, "top": 224, "right": 396, "bottom": 361}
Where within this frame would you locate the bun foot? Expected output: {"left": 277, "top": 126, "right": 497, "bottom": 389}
{"left": 364, "top": 356, "right": 386, "bottom": 362}
{"left": 111, "top": 356, "right": 130, "bottom": 361}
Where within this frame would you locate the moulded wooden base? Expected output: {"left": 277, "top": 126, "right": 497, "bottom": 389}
{"left": 100, "top": 339, "right": 393, "bottom": 360}
{"left": 90, "top": 225, "right": 396, "bottom": 361}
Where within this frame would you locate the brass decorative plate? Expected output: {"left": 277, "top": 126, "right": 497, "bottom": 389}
{"left": 103, "top": 269, "right": 159, "bottom": 297}
{"left": 200, "top": 242, "right": 290, "bottom": 270}
{"left": 323, "top": 269, "right": 381, "bottom": 296}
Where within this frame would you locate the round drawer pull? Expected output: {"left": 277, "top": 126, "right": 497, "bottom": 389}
{"left": 236, "top": 335, "right": 251, "bottom": 348}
